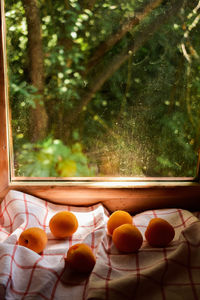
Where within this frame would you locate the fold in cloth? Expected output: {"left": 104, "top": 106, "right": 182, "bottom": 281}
{"left": 0, "top": 190, "right": 200, "bottom": 299}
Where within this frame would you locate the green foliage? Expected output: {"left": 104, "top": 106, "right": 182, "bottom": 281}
{"left": 16, "top": 138, "right": 95, "bottom": 177}
{"left": 5, "top": 0, "right": 200, "bottom": 177}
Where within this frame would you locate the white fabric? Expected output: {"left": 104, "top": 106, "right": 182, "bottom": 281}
{"left": 0, "top": 190, "right": 200, "bottom": 300}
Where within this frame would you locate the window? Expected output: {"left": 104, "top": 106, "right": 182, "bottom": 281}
{"left": 1, "top": 0, "right": 200, "bottom": 212}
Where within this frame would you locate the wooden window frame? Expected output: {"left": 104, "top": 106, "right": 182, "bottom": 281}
{"left": 1, "top": 0, "right": 200, "bottom": 212}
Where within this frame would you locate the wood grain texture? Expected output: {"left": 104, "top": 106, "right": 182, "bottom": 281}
{"left": 0, "top": 0, "right": 9, "bottom": 200}
{"left": 8, "top": 183, "right": 200, "bottom": 213}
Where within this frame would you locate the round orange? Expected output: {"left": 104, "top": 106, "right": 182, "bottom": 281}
{"left": 66, "top": 243, "right": 96, "bottom": 273}
{"left": 145, "top": 218, "right": 175, "bottom": 247}
{"left": 18, "top": 227, "right": 47, "bottom": 254}
{"left": 107, "top": 210, "right": 132, "bottom": 235}
{"left": 112, "top": 224, "right": 143, "bottom": 253}
{"left": 49, "top": 211, "right": 78, "bottom": 238}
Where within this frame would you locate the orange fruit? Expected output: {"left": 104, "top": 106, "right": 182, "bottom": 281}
{"left": 145, "top": 218, "right": 175, "bottom": 247}
{"left": 49, "top": 211, "right": 78, "bottom": 238}
{"left": 18, "top": 227, "right": 47, "bottom": 254}
{"left": 107, "top": 210, "right": 132, "bottom": 235}
{"left": 112, "top": 224, "right": 143, "bottom": 253}
{"left": 66, "top": 243, "right": 96, "bottom": 273}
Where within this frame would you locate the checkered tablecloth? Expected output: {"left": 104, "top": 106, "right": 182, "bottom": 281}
{"left": 0, "top": 190, "right": 200, "bottom": 300}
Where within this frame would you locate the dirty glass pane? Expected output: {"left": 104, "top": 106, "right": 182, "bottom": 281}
{"left": 5, "top": 0, "right": 200, "bottom": 177}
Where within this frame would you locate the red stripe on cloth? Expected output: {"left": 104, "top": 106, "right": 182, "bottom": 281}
{"left": 160, "top": 247, "right": 168, "bottom": 300}
{"left": 136, "top": 216, "right": 195, "bottom": 230}
{"left": 82, "top": 206, "right": 96, "bottom": 300}
{"left": 5, "top": 244, "right": 18, "bottom": 289}
{"left": 173, "top": 216, "right": 194, "bottom": 228}
{"left": 10, "top": 283, "right": 50, "bottom": 300}
{"left": 0, "top": 272, "right": 10, "bottom": 277}
{"left": 82, "top": 277, "right": 89, "bottom": 300}
{"left": 3, "top": 197, "right": 12, "bottom": 233}
{"left": 0, "top": 200, "right": 4, "bottom": 226}
{"left": 49, "top": 205, "right": 72, "bottom": 299}
{"left": 0, "top": 228, "right": 10, "bottom": 236}
{"left": 43, "top": 201, "right": 49, "bottom": 232}
{"left": 0, "top": 197, "right": 49, "bottom": 218}
{"left": 42, "top": 252, "right": 66, "bottom": 256}
{"left": 141, "top": 210, "right": 179, "bottom": 216}
{"left": 182, "top": 232, "right": 199, "bottom": 300}
{"left": 105, "top": 236, "right": 112, "bottom": 300}
{"left": 2, "top": 212, "right": 49, "bottom": 229}
{"left": 23, "top": 193, "right": 29, "bottom": 231}
{"left": 21, "top": 256, "right": 43, "bottom": 299}
{"left": 90, "top": 271, "right": 108, "bottom": 281}
{"left": 165, "top": 283, "right": 200, "bottom": 286}
{"left": 139, "top": 273, "right": 165, "bottom": 286}
{"left": 139, "top": 273, "right": 200, "bottom": 288}
{"left": 81, "top": 215, "right": 103, "bottom": 228}
{"left": 47, "top": 237, "right": 99, "bottom": 244}
{"left": 169, "top": 257, "right": 200, "bottom": 270}
{"left": 152, "top": 210, "right": 158, "bottom": 218}
{"left": 88, "top": 286, "right": 129, "bottom": 298}
{"left": 177, "top": 209, "right": 186, "bottom": 228}
{"left": 0, "top": 253, "right": 61, "bottom": 278}
{"left": 90, "top": 206, "right": 96, "bottom": 251}
{"left": 20, "top": 198, "right": 47, "bottom": 298}
{"left": 132, "top": 252, "right": 140, "bottom": 300}
{"left": 2, "top": 193, "right": 200, "bottom": 300}
{"left": 6, "top": 194, "right": 29, "bottom": 291}
{"left": 0, "top": 198, "right": 23, "bottom": 218}
{"left": 50, "top": 267, "right": 66, "bottom": 300}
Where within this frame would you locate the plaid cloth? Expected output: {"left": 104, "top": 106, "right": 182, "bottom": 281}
{"left": 0, "top": 190, "right": 200, "bottom": 300}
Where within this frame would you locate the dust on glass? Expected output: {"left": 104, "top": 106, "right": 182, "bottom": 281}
{"left": 5, "top": 0, "right": 200, "bottom": 177}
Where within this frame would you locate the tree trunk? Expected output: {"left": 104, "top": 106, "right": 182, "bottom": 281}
{"left": 22, "top": 0, "right": 48, "bottom": 142}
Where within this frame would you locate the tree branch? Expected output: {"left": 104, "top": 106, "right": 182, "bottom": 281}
{"left": 68, "top": 0, "right": 187, "bottom": 125}
{"left": 86, "top": 0, "right": 163, "bottom": 72}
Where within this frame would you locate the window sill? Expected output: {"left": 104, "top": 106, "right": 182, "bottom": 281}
{"left": 4, "top": 179, "right": 200, "bottom": 213}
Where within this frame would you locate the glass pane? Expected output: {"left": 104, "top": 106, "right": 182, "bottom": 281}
{"left": 5, "top": 0, "right": 200, "bottom": 177}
